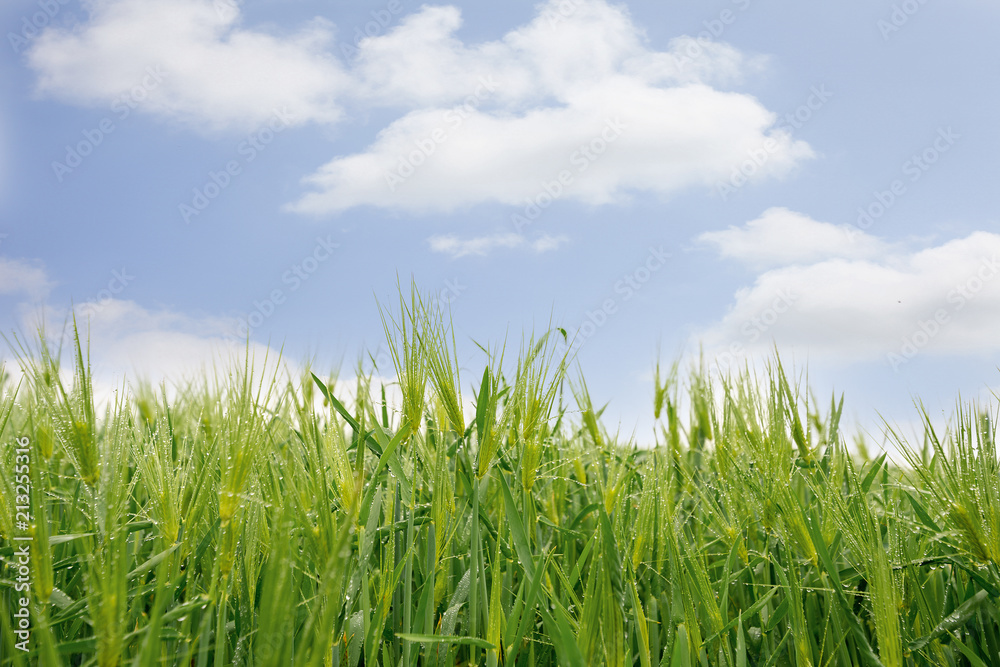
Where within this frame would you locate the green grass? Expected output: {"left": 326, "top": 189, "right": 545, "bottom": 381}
{"left": 1, "top": 293, "right": 999, "bottom": 666}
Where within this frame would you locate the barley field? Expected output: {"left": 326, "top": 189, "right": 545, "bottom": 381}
{"left": 1, "top": 290, "right": 999, "bottom": 667}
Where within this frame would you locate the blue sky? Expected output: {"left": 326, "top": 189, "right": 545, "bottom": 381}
{"left": 2, "top": 0, "right": 998, "bottom": 444}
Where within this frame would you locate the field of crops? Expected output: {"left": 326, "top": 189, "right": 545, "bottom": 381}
{"left": 2, "top": 290, "right": 999, "bottom": 666}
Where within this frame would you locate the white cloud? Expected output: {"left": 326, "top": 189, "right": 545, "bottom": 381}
{"left": 428, "top": 232, "right": 567, "bottom": 258}
{"left": 27, "top": 0, "right": 347, "bottom": 130}
{"left": 531, "top": 234, "right": 568, "bottom": 253}
{"left": 291, "top": 2, "right": 809, "bottom": 214}
{"left": 5, "top": 296, "right": 406, "bottom": 425}
{"left": 698, "top": 213, "right": 1000, "bottom": 369}
{"left": 54, "top": 298, "right": 266, "bottom": 381}
{"left": 0, "top": 298, "right": 246, "bottom": 416}
{"left": 25, "top": 0, "right": 810, "bottom": 212}
{"left": 0, "top": 257, "right": 54, "bottom": 301}
{"left": 698, "top": 207, "right": 888, "bottom": 269}
{"left": 347, "top": 5, "right": 762, "bottom": 108}
{"left": 11, "top": 297, "right": 308, "bottom": 415}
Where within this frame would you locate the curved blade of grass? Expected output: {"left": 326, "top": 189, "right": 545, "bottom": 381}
{"left": 909, "top": 590, "right": 990, "bottom": 652}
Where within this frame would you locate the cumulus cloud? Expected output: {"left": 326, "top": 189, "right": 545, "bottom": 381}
{"left": 698, "top": 207, "right": 889, "bottom": 269}
{"left": 12, "top": 297, "right": 316, "bottom": 417}
{"left": 698, "top": 212, "right": 1000, "bottom": 370}
{"left": 5, "top": 296, "right": 404, "bottom": 423}
{"left": 346, "top": 5, "right": 761, "bottom": 108}
{"left": 40, "top": 298, "right": 264, "bottom": 380}
{"left": 0, "top": 256, "right": 54, "bottom": 301}
{"left": 25, "top": 0, "right": 811, "bottom": 213}
{"left": 428, "top": 232, "right": 567, "bottom": 258}
{"left": 291, "top": 2, "right": 809, "bottom": 214}
{"left": 27, "top": 0, "right": 347, "bottom": 130}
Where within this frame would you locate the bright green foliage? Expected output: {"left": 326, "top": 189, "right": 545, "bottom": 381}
{"left": 1, "top": 291, "right": 999, "bottom": 666}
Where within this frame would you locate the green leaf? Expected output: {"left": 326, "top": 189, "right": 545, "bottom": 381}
{"left": 735, "top": 617, "right": 747, "bottom": 667}
{"left": 946, "top": 631, "right": 990, "bottom": 667}
{"left": 598, "top": 503, "right": 624, "bottom": 608}
{"left": 670, "top": 624, "right": 691, "bottom": 667}
{"left": 569, "top": 503, "right": 599, "bottom": 530}
{"left": 702, "top": 587, "right": 777, "bottom": 645}
{"left": 860, "top": 452, "right": 887, "bottom": 494}
{"left": 908, "top": 590, "right": 990, "bottom": 651}
{"left": 359, "top": 418, "right": 413, "bottom": 522}
{"left": 396, "top": 634, "right": 496, "bottom": 649}
{"left": 475, "top": 365, "right": 491, "bottom": 446}
{"left": 764, "top": 598, "right": 788, "bottom": 634}
{"left": 759, "top": 628, "right": 791, "bottom": 667}
{"left": 506, "top": 552, "right": 551, "bottom": 667}
{"left": 803, "top": 518, "right": 884, "bottom": 667}
{"left": 499, "top": 472, "right": 535, "bottom": 580}
{"left": 127, "top": 543, "right": 180, "bottom": 580}
{"left": 537, "top": 598, "right": 586, "bottom": 667}
{"left": 629, "top": 574, "right": 652, "bottom": 667}
{"left": 311, "top": 372, "right": 383, "bottom": 456}
{"left": 904, "top": 490, "right": 941, "bottom": 533}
